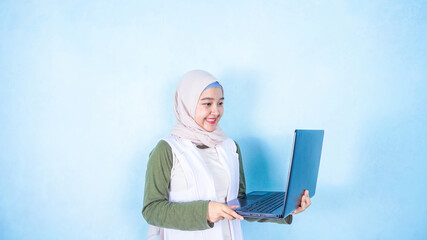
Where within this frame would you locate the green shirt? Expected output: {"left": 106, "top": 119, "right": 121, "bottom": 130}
{"left": 142, "top": 140, "right": 292, "bottom": 231}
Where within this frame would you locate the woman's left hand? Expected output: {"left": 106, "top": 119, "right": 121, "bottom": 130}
{"left": 290, "top": 190, "right": 311, "bottom": 215}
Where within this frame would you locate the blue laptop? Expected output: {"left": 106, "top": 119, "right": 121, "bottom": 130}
{"left": 227, "top": 129, "right": 324, "bottom": 219}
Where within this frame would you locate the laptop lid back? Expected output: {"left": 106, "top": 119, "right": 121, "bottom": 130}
{"left": 282, "top": 129, "right": 324, "bottom": 217}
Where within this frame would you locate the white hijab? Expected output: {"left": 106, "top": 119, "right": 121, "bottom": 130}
{"left": 170, "top": 70, "right": 227, "bottom": 147}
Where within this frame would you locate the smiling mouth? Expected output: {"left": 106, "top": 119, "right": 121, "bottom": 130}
{"left": 206, "top": 118, "right": 217, "bottom": 124}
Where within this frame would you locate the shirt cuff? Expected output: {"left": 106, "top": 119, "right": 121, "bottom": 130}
{"left": 284, "top": 214, "right": 293, "bottom": 224}
{"left": 201, "top": 200, "right": 214, "bottom": 229}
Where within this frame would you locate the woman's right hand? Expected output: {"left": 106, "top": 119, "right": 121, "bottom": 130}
{"left": 207, "top": 201, "right": 244, "bottom": 223}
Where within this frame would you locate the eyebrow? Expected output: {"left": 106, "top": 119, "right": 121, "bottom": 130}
{"left": 200, "top": 97, "right": 225, "bottom": 101}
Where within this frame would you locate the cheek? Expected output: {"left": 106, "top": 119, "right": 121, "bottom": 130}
{"left": 195, "top": 107, "right": 208, "bottom": 121}
{"left": 194, "top": 107, "right": 202, "bottom": 121}
{"left": 219, "top": 107, "right": 224, "bottom": 117}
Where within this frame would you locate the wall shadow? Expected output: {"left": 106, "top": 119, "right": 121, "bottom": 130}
{"left": 220, "top": 68, "right": 276, "bottom": 192}
{"left": 236, "top": 137, "right": 275, "bottom": 192}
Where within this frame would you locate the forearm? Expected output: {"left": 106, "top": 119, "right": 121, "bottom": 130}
{"left": 142, "top": 199, "right": 211, "bottom": 230}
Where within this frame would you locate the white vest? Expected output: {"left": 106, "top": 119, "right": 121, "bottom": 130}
{"left": 147, "top": 136, "right": 243, "bottom": 240}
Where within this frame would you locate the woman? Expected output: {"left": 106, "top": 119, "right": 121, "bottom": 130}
{"left": 142, "top": 70, "right": 311, "bottom": 240}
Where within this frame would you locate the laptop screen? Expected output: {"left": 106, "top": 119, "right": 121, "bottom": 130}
{"left": 282, "top": 129, "right": 324, "bottom": 217}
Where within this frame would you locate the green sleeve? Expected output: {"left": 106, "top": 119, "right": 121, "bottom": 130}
{"left": 142, "top": 140, "right": 212, "bottom": 230}
{"left": 236, "top": 142, "right": 247, "bottom": 198}
{"left": 234, "top": 141, "right": 293, "bottom": 225}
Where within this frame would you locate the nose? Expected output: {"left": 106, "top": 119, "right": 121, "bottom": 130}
{"left": 211, "top": 105, "right": 219, "bottom": 116}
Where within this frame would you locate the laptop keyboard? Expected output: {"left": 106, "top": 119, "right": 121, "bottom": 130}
{"left": 238, "top": 192, "right": 285, "bottom": 213}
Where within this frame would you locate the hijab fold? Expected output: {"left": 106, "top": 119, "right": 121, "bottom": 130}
{"left": 170, "top": 70, "right": 227, "bottom": 147}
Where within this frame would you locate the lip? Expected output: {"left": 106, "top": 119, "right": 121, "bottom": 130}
{"left": 206, "top": 118, "right": 217, "bottom": 124}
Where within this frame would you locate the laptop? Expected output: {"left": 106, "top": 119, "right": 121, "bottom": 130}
{"left": 227, "top": 129, "right": 324, "bottom": 219}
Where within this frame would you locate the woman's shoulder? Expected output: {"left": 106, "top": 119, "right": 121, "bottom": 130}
{"left": 231, "top": 139, "right": 240, "bottom": 148}
{"left": 146, "top": 140, "right": 175, "bottom": 174}
{"left": 154, "top": 139, "right": 171, "bottom": 150}
{"left": 223, "top": 138, "right": 241, "bottom": 154}
{"left": 149, "top": 140, "right": 173, "bottom": 161}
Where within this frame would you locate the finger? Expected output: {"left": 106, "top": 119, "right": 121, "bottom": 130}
{"left": 223, "top": 207, "right": 244, "bottom": 220}
{"left": 222, "top": 207, "right": 240, "bottom": 220}
{"left": 301, "top": 194, "right": 306, "bottom": 202}
{"left": 300, "top": 198, "right": 307, "bottom": 210}
{"left": 300, "top": 195, "right": 306, "bottom": 207}
{"left": 230, "top": 206, "right": 239, "bottom": 210}
{"left": 305, "top": 196, "right": 310, "bottom": 206}
{"left": 213, "top": 216, "right": 224, "bottom": 222}
{"left": 222, "top": 211, "right": 237, "bottom": 220}
{"left": 304, "top": 194, "right": 310, "bottom": 204}
{"left": 210, "top": 216, "right": 221, "bottom": 223}
{"left": 292, "top": 207, "right": 301, "bottom": 215}
{"left": 228, "top": 209, "right": 244, "bottom": 220}
{"left": 302, "top": 193, "right": 310, "bottom": 205}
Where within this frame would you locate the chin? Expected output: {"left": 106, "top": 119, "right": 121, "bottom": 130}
{"left": 204, "top": 126, "right": 217, "bottom": 132}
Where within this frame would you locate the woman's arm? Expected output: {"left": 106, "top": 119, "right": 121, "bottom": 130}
{"left": 234, "top": 142, "right": 292, "bottom": 225}
{"left": 142, "top": 140, "right": 212, "bottom": 230}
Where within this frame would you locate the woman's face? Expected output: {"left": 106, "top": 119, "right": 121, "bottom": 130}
{"left": 194, "top": 87, "right": 224, "bottom": 132}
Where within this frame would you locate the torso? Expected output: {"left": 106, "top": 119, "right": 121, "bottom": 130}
{"left": 169, "top": 142, "right": 234, "bottom": 240}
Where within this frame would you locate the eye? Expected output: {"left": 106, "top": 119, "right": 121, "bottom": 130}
{"left": 219, "top": 102, "right": 224, "bottom": 106}
{"left": 204, "top": 103, "right": 212, "bottom": 106}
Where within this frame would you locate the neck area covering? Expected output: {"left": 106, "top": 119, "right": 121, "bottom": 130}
{"left": 170, "top": 70, "right": 227, "bottom": 147}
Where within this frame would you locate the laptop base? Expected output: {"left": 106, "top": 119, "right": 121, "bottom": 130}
{"left": 227, "top": 191, "right": 286, "bottom": 219}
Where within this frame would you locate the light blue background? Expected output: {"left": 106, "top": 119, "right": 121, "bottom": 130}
{"left": 1, "top": 1, "right": 426, "bottom": 239}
